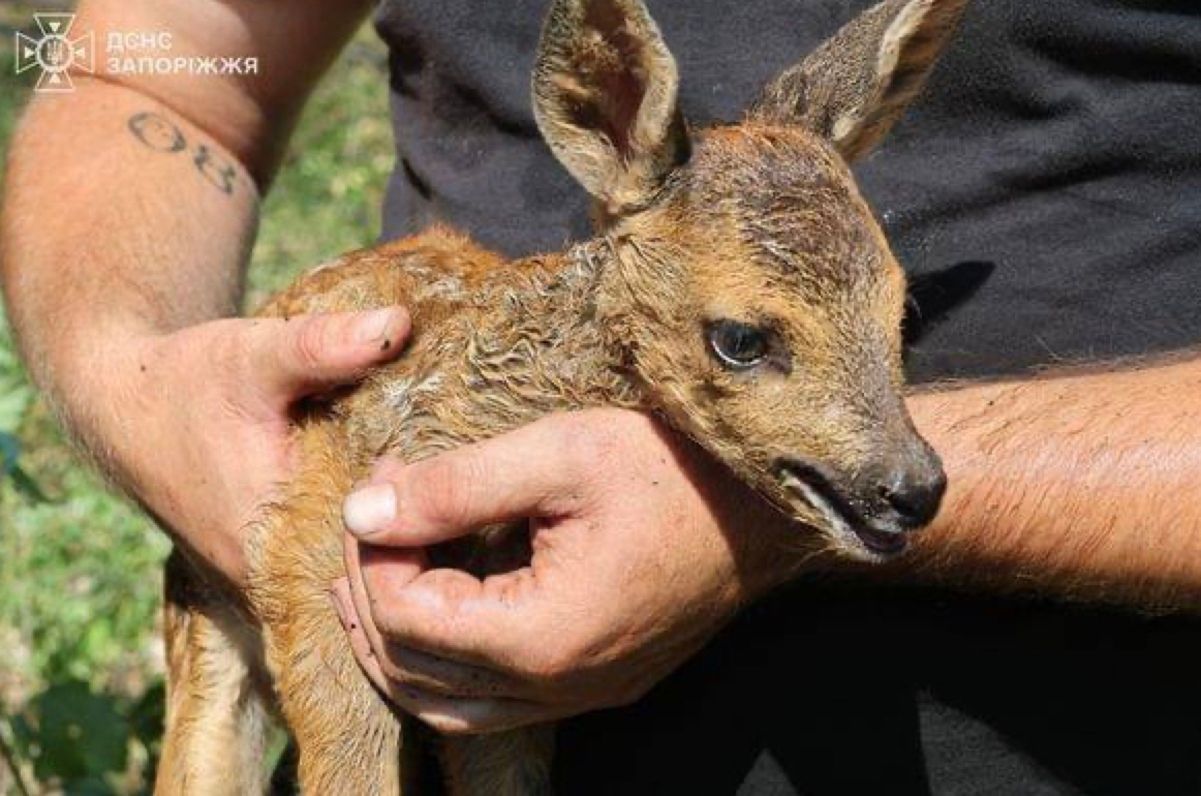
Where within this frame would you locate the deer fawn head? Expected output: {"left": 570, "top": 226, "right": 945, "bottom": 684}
{"left": 533, "top": 0, "right": 964, "bottom": 559}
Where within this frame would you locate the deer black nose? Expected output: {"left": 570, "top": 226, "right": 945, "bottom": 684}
{"left": 880, "top": 462, "right": 946, "bottom": 529}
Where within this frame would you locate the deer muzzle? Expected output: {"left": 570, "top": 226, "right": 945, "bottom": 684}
{"left": 775, "top": 437, "right": 946, "bottom": 560}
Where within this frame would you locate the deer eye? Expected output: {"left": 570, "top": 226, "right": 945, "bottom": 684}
{"left": 706, "top": 320, "right": 770, "bottom": 369}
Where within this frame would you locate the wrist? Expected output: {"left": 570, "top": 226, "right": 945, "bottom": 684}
{"left": 44, "top": 325, "right": 164, "bottom": 486}
{"left": 693, "top": 447, "right": 831, "bottom": 603}
{"left": 62, "top": 323, "right": 252, "bottom": 585}
{"left": 728, "top": 495, "right": 831, "bottom": 603}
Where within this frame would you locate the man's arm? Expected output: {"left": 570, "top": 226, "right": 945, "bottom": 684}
{"left": 904, "top": 352, "right": 1201, "bottom": 609}
{"left": 1, "top": 0, "right": 409, "bottom": 583}
{"left": 334, "top": 354, "right": 1201, "bottom": 733}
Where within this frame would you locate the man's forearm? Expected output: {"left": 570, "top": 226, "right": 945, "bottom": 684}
{"left": 2, "top": 80, "right": 258, "bottom": 362}
{"left": 1, "top": 80, "right": 258, "bottom": 430}
{"left": 901, "top": 354, "right": 1201, "bottom": 609}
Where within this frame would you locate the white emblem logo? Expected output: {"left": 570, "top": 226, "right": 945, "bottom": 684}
{"left": 14, "top": 13, "right": 95, "bottom": 93}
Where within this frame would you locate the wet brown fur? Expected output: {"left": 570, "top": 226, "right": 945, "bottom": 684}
{"left": 155, "top": 0, "right": 965, "bottom": 793}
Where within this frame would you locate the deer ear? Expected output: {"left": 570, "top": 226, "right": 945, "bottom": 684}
{"left": 533, "top": 0, "right": 689, "bottom": 218}
{"left": 750, "top": 0, "right": 966, "bottom": 162}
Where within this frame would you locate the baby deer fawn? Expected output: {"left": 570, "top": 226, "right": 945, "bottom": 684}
{"left": 156, "top": 0, "right": 962, "bottom": 792}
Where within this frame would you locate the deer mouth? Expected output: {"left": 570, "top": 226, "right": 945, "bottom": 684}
{"left": 776, "top": 459, "right": 909, "bottom": 561}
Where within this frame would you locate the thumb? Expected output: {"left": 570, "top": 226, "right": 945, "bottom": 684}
{"left": 342, "top": 414, "right": 589, "bottom": 546}
{"left": 248, "top": 307, "right": 410, "bottom": 405}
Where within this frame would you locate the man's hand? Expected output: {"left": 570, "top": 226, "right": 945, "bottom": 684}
{"left": 99, "top": 308, "right": 409, "bottom": 584}
{"left": 332, "top": 409, "right": 802, "bottom": 734}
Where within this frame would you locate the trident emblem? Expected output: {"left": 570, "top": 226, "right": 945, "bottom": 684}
{"left": 15, "top": 13, "right": 95, "bottom": 93}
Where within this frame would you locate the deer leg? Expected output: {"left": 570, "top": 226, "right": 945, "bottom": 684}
{"left": 441, "top": 725, "right": 556, "bottom": 796}
{"left": 156, "top": 552, "right": 270, "bottom": 796}
{"left": 263, "top": 590, "right": 406, "bottom": 794}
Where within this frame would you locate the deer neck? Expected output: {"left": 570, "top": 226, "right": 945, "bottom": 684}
{"left": 488, "top": 237, "right": 643, "bottom": 409}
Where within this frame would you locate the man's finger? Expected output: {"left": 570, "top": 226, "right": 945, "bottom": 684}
{"left": 249, "top": 307, "right": 410, "bottom": 403}
{"left": 377, "top": 644, "right": 539, "bottom": 700}
{"left": 342, "top": 534, "right": 542, "bottom": 691}
{"left": 341, "top": 615, "right": 552, "bottom": 734}
{"left": 333, "top": 575, "right": 396, "bottom": 696}
{"left": 342, "top": 414, "right": 591, "bottom": 545}
{"left": 338, "top": 564, "right": 545, "bottom": 701}
{"left": 356, "top": 553, "right": 580, "bottom": 681}
{"left": 340, "top": 536, "right": 425, "bottom": 682}
{"left": 389, "top": 688, "right": 555, "bottom": 735}
{"left": 344, "top": 534, "right": 547, "bottom": 678}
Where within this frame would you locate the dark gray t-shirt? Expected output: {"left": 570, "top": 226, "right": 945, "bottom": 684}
{"left": 373, "top": 0, "right": 1201, "bottom": 792}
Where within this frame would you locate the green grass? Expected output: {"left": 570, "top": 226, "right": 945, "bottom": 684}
{"left": 0, "top": 10, "right": 394, "bottom": 793}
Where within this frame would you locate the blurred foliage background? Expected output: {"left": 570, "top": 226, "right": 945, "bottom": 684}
{"left": 0, "top": 4, "right": 395, "bottom": 792}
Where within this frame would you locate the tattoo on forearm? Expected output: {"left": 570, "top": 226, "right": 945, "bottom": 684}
{"left": 127, "top": 111, "right": 240, "bottom": 197}
{"left": 192, "top": 144, "right": 239, "bottom": 195}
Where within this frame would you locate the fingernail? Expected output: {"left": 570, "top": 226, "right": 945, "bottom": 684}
{"left": 343, "top": 483, "right": 397, "bottom": 536}
{"left": 354, "top": 307, "right": 403, "bottom": 347}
